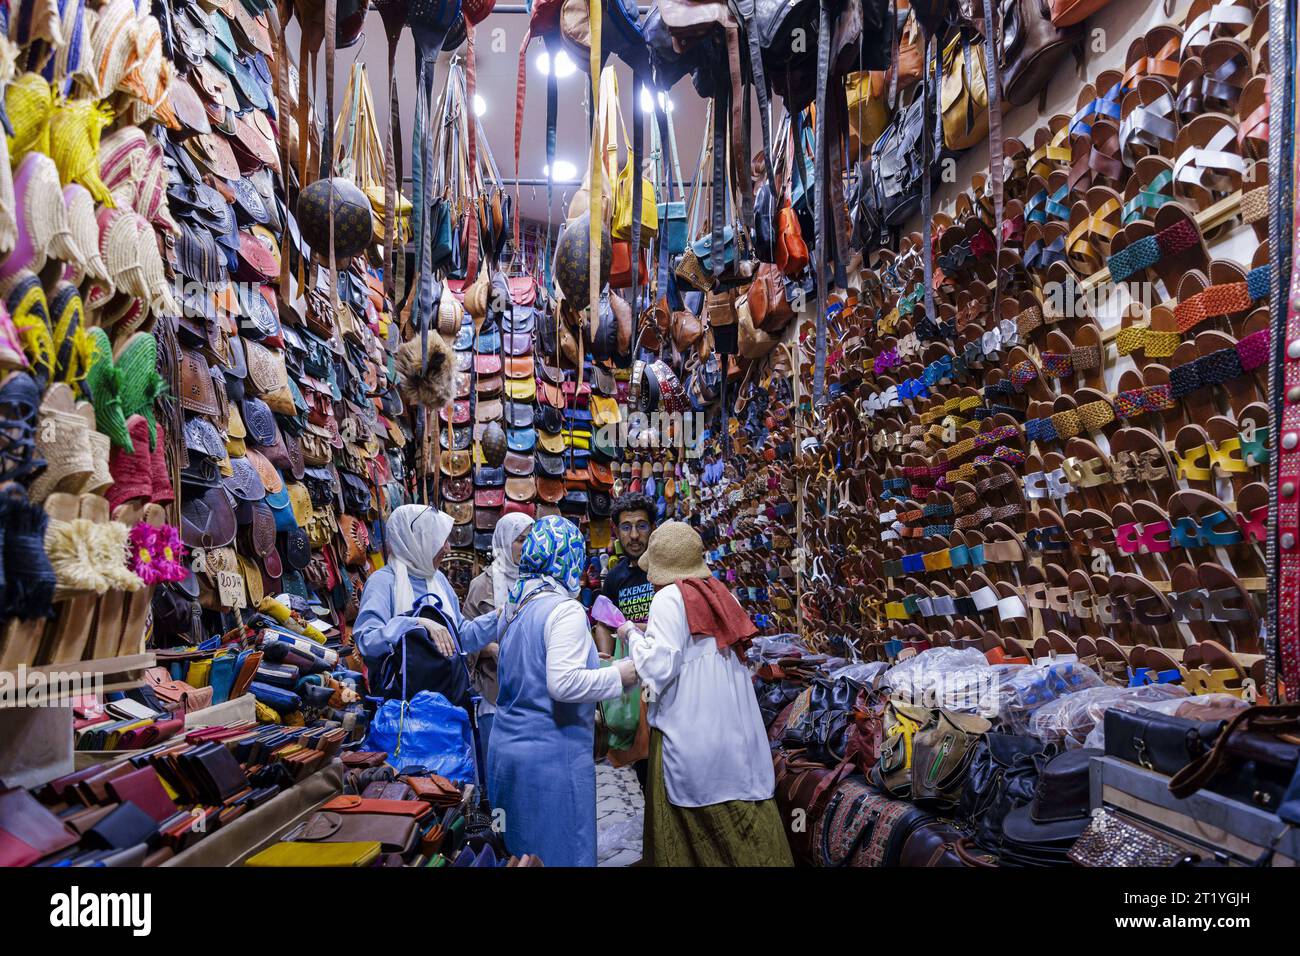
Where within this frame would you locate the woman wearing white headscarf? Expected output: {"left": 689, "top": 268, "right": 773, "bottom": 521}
{"left": 461, "top": 512, "right": 534, "bottom": 758}
{"left": 354, "top": 504, "right": 461, "bottom": 667}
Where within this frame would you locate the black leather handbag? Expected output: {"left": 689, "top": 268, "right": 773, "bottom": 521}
{"left": 1103, "top": 707, "right": 1226, "bottom": 777}
{"left": 960, "top": 732, "right": 1055, "bottom": 852}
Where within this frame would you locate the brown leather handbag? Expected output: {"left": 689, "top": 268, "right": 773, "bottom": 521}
{"left": 751, "top": 262, "right": 796, "bottom": 333}
{"left": 999, "top": 0, "right": 1082, "bottom": 106}
{"left": 670, "top": 307, "right": 704, "bottom": 351}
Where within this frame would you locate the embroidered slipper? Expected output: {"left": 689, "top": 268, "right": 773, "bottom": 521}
{"left": 0, "top": 301, "right": 29, "bottom": 373}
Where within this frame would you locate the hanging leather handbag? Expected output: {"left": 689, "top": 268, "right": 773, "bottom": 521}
{"left": 670, "top": 306, "right": 704, "bottom": 352}
{"left": 609, "top": 241, "right": 648, "bottom": 288}
{"left": 656, "top": 96, "right": 688, "bottom": 254}
{"left": 940, "top": 30, "right": 989, "bottom": 151}
{"left": 999, "top": 0, "right": 1082, "bottom": 107}
{"left": 845, "top": 70, "right": 891, "bottom": 158}
{"left": 737, "top": 295, "right": 779, "bottom": 359}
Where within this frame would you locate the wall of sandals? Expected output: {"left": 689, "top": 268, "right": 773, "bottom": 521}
{"left": 797, "top": 0, "right": 1276, "bottom": 701}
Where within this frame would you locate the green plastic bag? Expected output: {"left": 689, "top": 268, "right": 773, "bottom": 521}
{"left": 600, "top": 635, "right": 641, "bottom": 750}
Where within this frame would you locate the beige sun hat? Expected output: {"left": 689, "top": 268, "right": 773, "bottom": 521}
{"left": 638, "top": 520, "right": 712, "bottom": 587}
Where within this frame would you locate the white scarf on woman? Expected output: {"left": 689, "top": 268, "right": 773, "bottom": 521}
{"left": 489, "top": 512, "right": 535, "bottom": 610}
{"left": 385, "top": 505, "right": 453, "bottom": 616}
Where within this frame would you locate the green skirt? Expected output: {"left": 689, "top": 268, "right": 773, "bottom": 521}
{"left": 643, "top": 729, "right": 794, "bottom": 867}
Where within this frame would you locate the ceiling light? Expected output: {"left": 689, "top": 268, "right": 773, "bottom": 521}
{"left": 544, "top": 160, "right": 578, "bottom": 181}
{"left": 536, "top": 50, "right": 576, "bottom": 78}
{"left": 473, "top": 94, "right": 486, "bottom": 117}
{"left": 640, "top": 85, "right": 654, "bottom": 113}
{"left": 658, "top": 92, "right": 674, "bottom": 112}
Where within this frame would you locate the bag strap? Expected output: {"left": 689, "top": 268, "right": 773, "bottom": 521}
{"left": 588, "top": 0, "right": 604, "bottom": 326}
{"left": 325, "top": 0, "right": 339, "bottom": 340}
{"left": 1168, "top": 702, "right": 1300, "bottom": 799}
{"left": 630, "top": 69, "right": 644, "bottom": 314}
{"left": 982, "top": 0, "right": 1004, "bottom": 276}
{"left": 465, "top": 22, "right": 481, "bottom": 282}
{"left": 383, "top": 13, "right": 405, "bottom": 304}
{"left": 810, "top": 0, "right": 830, "bottom": 404}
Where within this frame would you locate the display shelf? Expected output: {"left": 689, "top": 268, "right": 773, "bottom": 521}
{"left": 164, "top": 760, "right": 344, "bottom": 867}
{"left": 0, "top": 653, "right": 156, "bottom": 710}
{"left": 1090, "top": 755, "right": 1299, "bottom": 866}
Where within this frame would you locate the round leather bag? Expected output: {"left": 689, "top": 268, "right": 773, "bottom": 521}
{"left": 297, "top": 177, "right": 372, "bottom": 262}
{"left": 554, "top": 212, "right": 611, "bottom": 305}
{"left": 479, "top": 420, "right": 508, "bottom": 468}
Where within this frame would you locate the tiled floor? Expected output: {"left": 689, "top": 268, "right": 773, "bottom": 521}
{"left": 595, "top": 761, "right": 643, "bottom": 867}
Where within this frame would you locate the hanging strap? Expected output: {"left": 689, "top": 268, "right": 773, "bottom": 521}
{"left": 466, "top": 22, "right": 481, "bottom": 282}
{"left": 325, "top": 0, "right": 339, "bottom": 336}
{"left": 269, "top": 5, "right": 293, "bottom": 306}
{"left": 811, "top": 0, "right": 832, "bottom": 406}
{"left": 982, "top": 0, "right": 1003, "bottom": 282}
{"left": 588, "top": 0, "right": 604, "bottom": 324}
{"left": 382, "top": 14, "right": 404, "bottom": 305}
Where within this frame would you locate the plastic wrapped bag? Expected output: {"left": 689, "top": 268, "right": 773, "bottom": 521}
{"left": 828, "top": 661, "right": 890, "bottom": 686}
{"left": 1028, "top": 683, "right": 1188, "bottom": 749}
{"left": 1081, "top": 691, "right": 1245, "bottom": 751}
{"left": 996, "top": 660, "right": 1107, "bottom": 731}
{"left": 884, "top": 647, "right": 996, "bottom": 714}
{"left": 748, "top": 634, "right": 809, "bottom": 664}
{"left": 362, "top": 690, "right": 476, "bottom": 780}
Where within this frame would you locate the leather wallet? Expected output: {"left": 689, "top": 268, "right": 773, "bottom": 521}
{"left": 285, "top": 811, "right": 420, "bottom": 854}
{"left": 107, "top": 768, "right": 180, "bottom": 823}
{"left": 245, "top": 840, "right": 382, "bottom": 867}
{"left": 340, "top": 751, "right": 388, "bottom": 769}
{"left": 0, "top": 788, "right": 79, "bottom": 866}
{"left": 84, "top": 801, "right": 159, "bottom": 851}
{"left": 322, "top": 796, "right": 432, "bottom": 817}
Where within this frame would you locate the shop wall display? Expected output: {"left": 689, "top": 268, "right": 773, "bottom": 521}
{"left": 0, "top": 0, "right": 1296, "bottom": 873}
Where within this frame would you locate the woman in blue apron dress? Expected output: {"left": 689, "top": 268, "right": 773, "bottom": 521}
{"left": 483, "top": 516, "right": 638, "bottom": 866}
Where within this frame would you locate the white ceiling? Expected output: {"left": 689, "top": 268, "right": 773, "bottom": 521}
{"left": 291, "top": 8, "right": 718, "bottom": 228}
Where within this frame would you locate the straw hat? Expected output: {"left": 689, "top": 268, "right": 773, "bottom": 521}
{"left": 638, "top": 520, "right": 712, "bottom": 587}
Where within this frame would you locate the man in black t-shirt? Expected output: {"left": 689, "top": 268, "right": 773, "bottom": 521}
{"left": 594, "top": 492, "right": 657, "bottom": 655}
{"left": 596, "top": 493, "right": 657, "bottom": 794}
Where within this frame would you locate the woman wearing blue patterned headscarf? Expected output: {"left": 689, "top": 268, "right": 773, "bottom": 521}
{"left": 484, "top": 516, "right": 639, "bottom": 866}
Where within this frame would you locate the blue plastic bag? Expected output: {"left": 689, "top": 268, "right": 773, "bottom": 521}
{"left": 362, "top": 690, "right": 475, "bottom": 781}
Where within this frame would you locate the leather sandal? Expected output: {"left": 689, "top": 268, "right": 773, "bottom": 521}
{"left": 1173, "top": 113, "right": 1245, "bottom": 217}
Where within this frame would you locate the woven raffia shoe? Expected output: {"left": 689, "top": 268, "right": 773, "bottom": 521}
{"left": 84, "top": 325, "right": 131, "bottom": 450}
{"left": 113, "top": 331, "right": 165, "bottom": 447}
